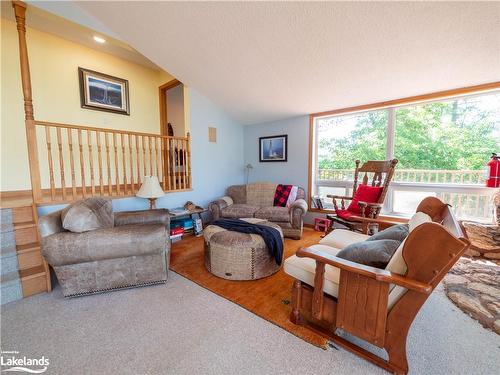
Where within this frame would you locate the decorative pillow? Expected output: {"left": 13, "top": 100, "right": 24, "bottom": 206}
{"left": 61, "top": 197, "right": 114, "bottom": 233}
{"left": 367, "top": 224, "right": 409, "bottom": 243}
{"left": 347, "top": 184, "right": 383, "bottom": 214}
{"left": 408, "top": 211, "right": 432, "bottom": 232}
{"left": 337, "top": 239, "right": 401, "bottom": 268}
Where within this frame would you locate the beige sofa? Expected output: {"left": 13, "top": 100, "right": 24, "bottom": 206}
{"left": 208, "top": 182, "right": 308, "bottom": 239}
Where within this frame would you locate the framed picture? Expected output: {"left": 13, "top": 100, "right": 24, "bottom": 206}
{"left": 78, "top": 67, "right": 130, "bottom": 115}
{"left": 259, "top": 135, "right": 288, "bottom": 162}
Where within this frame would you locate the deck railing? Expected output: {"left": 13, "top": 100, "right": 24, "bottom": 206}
{"left": 316, "top": 168, "right": 494, "bottom": 221}
{"left": 29, "top": 121, "right": 191, "bottom": 204}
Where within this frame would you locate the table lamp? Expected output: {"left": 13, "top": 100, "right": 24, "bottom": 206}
{"left": 136, "top": 176, "right": 164, "bottom": 209}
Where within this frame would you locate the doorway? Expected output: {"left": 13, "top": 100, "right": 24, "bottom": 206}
{"left": 159, "top": 79, "right": 185, "bottom": 137}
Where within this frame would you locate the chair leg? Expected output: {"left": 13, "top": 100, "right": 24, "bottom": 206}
{"left": 290, "top": 280, "right": 303, "bottom": 324}
{"left": 385, "top": 331, "right": 410, "bottom": 375}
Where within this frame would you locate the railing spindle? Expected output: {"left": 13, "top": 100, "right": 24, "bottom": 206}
{"left": 121, "top": 133, "right": 128, "bottom": 195}
{"left": 149, "top": 136, "right": 153, "bottom": 176}
{"left": 186, "top": 132, "right": 191, "bottom": 188}
{"left": 128, "top": 134, "right": 135, "bottom": 193}
{"left": 87, "top": 131, "right": 95, "bottom": 196}
{"left": 182, "top": 139, "right": 187, "bottom": 189}
{"left": 56, "top": 127, "right": 66, "bottom": 200}
{"left": 160, "top": 137, "right": 166, "bottom": 190}
{"left": 155, "top": 137, "right": 160, "bottom": 181}
{"left": 113, "top": 133, "right": 120, "bottom": 195}
{"left": 67, "top": 129, "right": 77, "bottom": 199}
{"left": 77, "top": 129, "right": 86, "bottom": 198}
{"left": 135, "top": 135, "right": 142, "bottom": 187}
{"left": 96, "top": 131, "right": 104, "bottom": 195}
{"left": 105, "top": 133, "right": 112, "bottom": 195}
{"left": 142, "top": 136, "right": 147, "bottom": 177}
{"left": 45, "top": 127, "right": 56, "bottom": 201}
{"left": 165, "top": 137, "right": 172, "bottom": 190}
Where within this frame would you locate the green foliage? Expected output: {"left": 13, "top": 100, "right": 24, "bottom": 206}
{"left": 318, "top": 95, "right": 500, "bottom": 171}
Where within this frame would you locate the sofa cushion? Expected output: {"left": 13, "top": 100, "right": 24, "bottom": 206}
{"left": 347, "top": 184, "right": 383, "bottom": 214}
{"left": 319, "top": 229, "right": 370, "bottom": 249}
{"left": 227, "top": 185, "right": 247, "bottom": 204}
{"left": 284, "top": 244, "right": 342, "bottom": 297}
{"left": 41, "top": 223, "right": 167, "bottom": 267}
{"left": 246, "top": 182, "right": 277, "bottom": 207}
{"left": 61, "top": 197, "right": 114, "bottom": 233}
{"left": 221, "top": 204, "right": 260, "bottom": 219}
{"left": 367, "top": 224, "right": 409, "bottom": 243}
{"left": 254, "top": 206, "right": 290, "bottom": 222}
{"left": 337, "top": 239, "right": 401, "bottom": 268}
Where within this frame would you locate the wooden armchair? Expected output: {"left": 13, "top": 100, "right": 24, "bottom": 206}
{"left": 286, "top": 197, "right": 470, "bottom": 374}
{"left": 327, "top": 159, "right": 398, "bottom": 232}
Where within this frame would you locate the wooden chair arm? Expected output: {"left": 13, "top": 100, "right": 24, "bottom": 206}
{"left": 326, "top": 195, "right": 352, "bottom": 200}
{"left": 296, "top": 247, "right": 432, "bottom": 294}
{"left": 326, "top": 195, "right": 353, "bottom": 210}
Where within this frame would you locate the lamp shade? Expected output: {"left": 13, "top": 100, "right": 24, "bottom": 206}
{"left": 136, "top": 176, "right": 164, "bottom": 199}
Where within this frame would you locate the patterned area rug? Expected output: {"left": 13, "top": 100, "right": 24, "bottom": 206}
{"left": 169, "top": 228, "right": 329, "bottom": 348}
{"left": 443, "top": 257, "right": 500, "bottom": 334}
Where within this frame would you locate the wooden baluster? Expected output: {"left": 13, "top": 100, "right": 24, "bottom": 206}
{"left": 77, "top": 130, "right": 86, "bottom": 198}
{"left": 165, "top": 137, "right": 171, "bottom": 191}
{"left": 160, "top": 137, "right": 166, "bottom": 190}
{"left": 128, "top": 134, "right": 135, "bottom": 193}
{"left": 186, "top": 132, "right": 191, "bottom": 188}
{"left": 67, "top": 129, "right": 77, "bottom": 199}
{"left": 182, "top": 139, "right": 187, "bottom": 189}
{"left": 44, "top": 127, "right": 56, "bottom": 200}
{"left": 56, "top": 128, "right": 66, "bottom": 200}
{"left": 121, "top": 133, "right": 128, "bottom": 195}
{"left": 105, "top": 133, "right": 112, "bottom": 195}
{"left": 96, "top": 132, "right": 104, "bottom": 195}
{"left": 173, "top": 139, "right": 178, "bottom": 190}
{"left": 113, "top": 133, "right": 120, "bottom": 195}
{"left": 87, "top": 131, "right": 95, "bottom": 196}
{"left": 155, "top": 137, "right": 160, "bottom": 182}
{"left": 149, "top": 136, "right": 153, "bottom": 176}
{"left": 142, "top": 136, "right": 147, "bottom": 177}
{"left": 136, "top": 135, "right": 142, "bottom": 187}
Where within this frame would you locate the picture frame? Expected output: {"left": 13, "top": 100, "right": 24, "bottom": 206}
{"left": 259, "top": 135, "right": 288, "bottom": 162}
{"left": 78, "top": 67, "right": 130, "bottom": 115}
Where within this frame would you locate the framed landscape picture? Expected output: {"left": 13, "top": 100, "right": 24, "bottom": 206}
{"left": 79, "top": 67, "right": 130, "bottom": 115}
{"left": 259, "top": 135, "right": 287, "bottom": 162}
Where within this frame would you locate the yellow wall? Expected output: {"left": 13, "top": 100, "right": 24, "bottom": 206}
{"left": 1, "top": 18, "right": 174, "bottom": 191}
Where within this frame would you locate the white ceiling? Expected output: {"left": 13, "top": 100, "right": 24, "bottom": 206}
{"left": 22, "top": 2, "right": 500, "bottom": 124}
{"left": 1, "top": 1, "right": 160, "bottom": 70}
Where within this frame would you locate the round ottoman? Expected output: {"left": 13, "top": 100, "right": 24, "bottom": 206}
{"left": 204, "top": 219, "right": 284, "bottom": 280}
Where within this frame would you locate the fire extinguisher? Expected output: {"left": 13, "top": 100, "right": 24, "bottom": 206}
{"left": 486, "top": 153, "right": 500, "bottom": 188}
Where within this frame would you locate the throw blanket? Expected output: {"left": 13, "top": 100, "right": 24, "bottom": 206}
{"left": 274, "top": 184, "right": 298, "bottom": 207}
{"left": 212, "top": 219, "right": 283, "bottom": 265}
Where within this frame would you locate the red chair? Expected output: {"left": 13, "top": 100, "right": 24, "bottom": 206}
{"left": 327, "top": 159, "right": 398, "bottom": 232}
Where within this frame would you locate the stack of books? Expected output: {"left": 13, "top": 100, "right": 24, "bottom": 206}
{"left": 170, "top": 218, "right": 194, "bottom": 243}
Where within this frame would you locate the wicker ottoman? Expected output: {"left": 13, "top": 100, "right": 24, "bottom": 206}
{"left": 204, "top": 219, "right": 284, "bottom": 280}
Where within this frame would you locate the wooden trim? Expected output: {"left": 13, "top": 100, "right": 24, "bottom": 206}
{"left": 159, "top": 79, "right": 181, "bottom": 135}
{"left": 307, "top": 115, "right": 314, "bottom": 210}
{"left": 311, "top": 81, "right": 500, "bottom": 118}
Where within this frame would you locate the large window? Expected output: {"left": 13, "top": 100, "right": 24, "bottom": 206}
{"left": 311, "top": 89, "right": 500, "bottom": 222}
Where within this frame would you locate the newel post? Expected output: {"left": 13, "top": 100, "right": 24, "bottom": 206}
{"left": 12, "top": 1, "right": 42, "bottom": 202}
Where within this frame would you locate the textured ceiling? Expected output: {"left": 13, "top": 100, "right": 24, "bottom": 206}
{"left": 40, "top": 1, "right": 500, "bottom": 124}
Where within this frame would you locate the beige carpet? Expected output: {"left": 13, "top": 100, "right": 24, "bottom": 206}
{"left": 1, "top": 272, "right": 499, "bottom": 374}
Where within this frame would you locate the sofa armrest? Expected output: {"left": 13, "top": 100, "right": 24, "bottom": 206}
{"left": 290, "top": 198, "right": 308, "bottom": 228}
{"left": 114, "top": 209, "right": 170, "bottom": 227}
{"left": 39, "top": 210, "right": 65, "bottom": 238}
{"left": 208, "top": 196, "right": 233, "bottom": 220}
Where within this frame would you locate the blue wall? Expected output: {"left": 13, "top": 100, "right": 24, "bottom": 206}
{"left": 39, "top": 89, "right": 245, "bottom": 216}
{"left": 243, "top": 115, "right": 309, "bottom": 190}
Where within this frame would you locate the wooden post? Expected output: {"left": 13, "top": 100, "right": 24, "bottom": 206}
{"left": 13, "top": 1, "right": 42, "bottom": 202}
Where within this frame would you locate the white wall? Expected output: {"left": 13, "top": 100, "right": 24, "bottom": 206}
{"left": 166, "top": 84, "right": 185, "bottom": 136}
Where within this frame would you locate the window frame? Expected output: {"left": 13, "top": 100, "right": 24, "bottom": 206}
{"left": 308, "top": 82, "right": 500, "bottom": 218}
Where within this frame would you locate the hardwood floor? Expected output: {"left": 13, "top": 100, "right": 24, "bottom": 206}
{"left": 170, "top": 228, "right": 328, "bottom": 348}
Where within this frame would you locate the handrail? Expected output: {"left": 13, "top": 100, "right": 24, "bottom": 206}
{"left": 35, "top": 120, "right": 189, "bottom": 140}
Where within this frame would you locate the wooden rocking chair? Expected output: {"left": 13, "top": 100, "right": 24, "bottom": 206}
{"left": 327, "top": 159, "right": 398, "bottom": 232}
{"left": 286, "top": 197, "right": 470, "bottom": 374}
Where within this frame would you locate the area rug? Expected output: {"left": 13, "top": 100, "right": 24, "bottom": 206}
{"left": 169, "top": 228, "right": 329, "bottom": 348}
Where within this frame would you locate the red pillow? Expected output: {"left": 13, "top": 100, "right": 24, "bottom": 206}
{"left": 347, "top": 184, "right": 383, "bottom": 214}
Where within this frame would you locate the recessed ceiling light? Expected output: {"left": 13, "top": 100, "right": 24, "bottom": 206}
{"left": 93, "top": 36, "right": 106, "bottom": 44}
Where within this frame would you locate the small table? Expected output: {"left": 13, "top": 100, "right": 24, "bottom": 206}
{"left": 203, "top": 219, "right": 284, "bottom": 280}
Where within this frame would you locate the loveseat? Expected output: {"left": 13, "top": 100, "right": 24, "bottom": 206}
{"left": 39, "top": 198, "right": 170, "bottom": 297}
{"left": 208, "top": 182, "right": 308, "bottom": 239}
